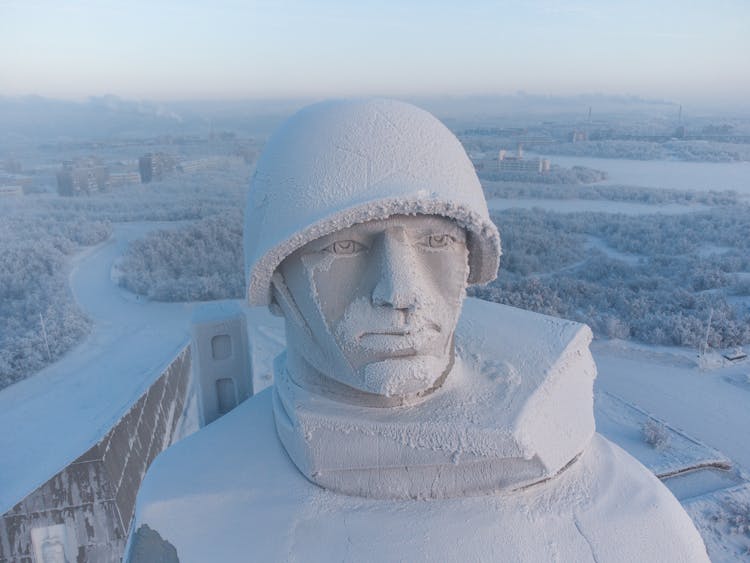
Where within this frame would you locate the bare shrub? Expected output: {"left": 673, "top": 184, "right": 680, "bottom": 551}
{"left": 642, "top": 419, "right": 670, "bottom": 450}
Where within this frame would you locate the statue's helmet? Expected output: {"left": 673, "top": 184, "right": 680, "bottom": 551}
{"left": 244, "top": 98, "right": 501, "bottom": 306}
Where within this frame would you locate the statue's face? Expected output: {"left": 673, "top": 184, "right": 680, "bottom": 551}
{"left": 277, "top": 214, "right": 469, "bottom": 397}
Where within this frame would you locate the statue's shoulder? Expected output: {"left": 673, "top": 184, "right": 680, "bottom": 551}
{"left": 449, "top": 298, "right": 597, "bottom": 482}
{"left": 457, "top": 297, "right": 592, "bottom": 359}
{"left": 455, "top": 297, "right": 594, "bottom": 402}
{"left": 134, "top": 389, "right": 302, "bottom": 509}
{"left": 127, "top": 390, "right": 317, "bottom": 562}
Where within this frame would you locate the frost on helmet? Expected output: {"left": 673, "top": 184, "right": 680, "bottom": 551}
{"left": 244, "top": 98, "right": 501, "bottom": 306}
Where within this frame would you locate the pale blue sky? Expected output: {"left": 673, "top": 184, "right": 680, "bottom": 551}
{"left": 2, "top": 0, "right": 748, "bottom": 107}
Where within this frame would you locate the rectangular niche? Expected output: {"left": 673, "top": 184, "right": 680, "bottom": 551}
{"left": 30, "top": 524, "right": 74, "bottom": 563}
{"left": 216, "top": 377, "right": 237, "bottom": 414}
{"left": 211, "top": 334, "right": 232, "bottom": 360}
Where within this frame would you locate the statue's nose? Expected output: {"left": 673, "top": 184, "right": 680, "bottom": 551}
{"left": 371, "top": 228, "right": 419, "bottom": 312}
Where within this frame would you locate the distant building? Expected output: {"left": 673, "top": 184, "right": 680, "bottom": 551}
{"left": 0, "top": 174, "right": 32, "bottom": 190}
{"left": 139, "top": 153, "right": 176, "bottom": 183}
{"left": 701, "top": 124, "right": 733, "bottom": 135}
{"left": 209, "top": 130, "right": 237, "bottom": 142}
{"left": 56, "top": 158, "right": 110, "bottom": 196}
{"left": 109, "top": 172, "right": 142, "bottom": 187}
{"left": 569, "top": 130, "right": 588, "bottom": 143}
{"left": 3, "top": 158, "right": 22, "bottom": 174}
{"left": 176, "top": 156, "right": 229, "bottom": 174}
{"left": 497, "top": 146, "right": 550, "bottom": 174}
{"left": 0, "top": 185, "right": 24, "bottom": 197}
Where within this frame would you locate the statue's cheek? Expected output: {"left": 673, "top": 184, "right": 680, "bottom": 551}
{"left": 419, "top": 246, "right": 469, "bottom": 304}
{"left": 304, "top": 252, "right": 368, "bottom": 330}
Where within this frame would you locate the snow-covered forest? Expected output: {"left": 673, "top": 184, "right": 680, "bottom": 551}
{"left": 3, "top": 123, "right": 749, "bottom": 390}
{"left": 527, "top": 140, "right": 750, "bottom": 162}
{"left": 0, "top": 207, "right": 110, "bottom": 388}
{"left": 0, "top": 163, "right": 250, "bottom": 389}
{"left": 4, "top": 153, "right": 749, "bottom": 391}
{"left": 116, "top": 212, "right": 244, "bottom": 301}
{"left": 115, "top": 181, "right": 750, "bottom": 351}
{"left": 470, "top": 207, "right": 750, "bottom": 348}
{"left": 482, "top": 180, "right": 741, "bottom": 205}
{"left": 479, "top": 164, "right": 607, "bottom": 184}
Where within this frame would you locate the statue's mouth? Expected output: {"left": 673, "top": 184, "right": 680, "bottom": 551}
{"left": 357, "top": 321, "right": 441, "bottom": 341}
{"left": 355, "top": 323, "right": 442, "bottom": 357}
{"left": 360, "top": 330, "right": 409, "bottom": 338}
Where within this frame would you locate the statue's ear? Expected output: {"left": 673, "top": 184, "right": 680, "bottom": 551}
{"left": 268, "top": 272, "right": 288, "bottom": 317}
{"left": 269, "top": 272, "right": 313, "bottom": 337}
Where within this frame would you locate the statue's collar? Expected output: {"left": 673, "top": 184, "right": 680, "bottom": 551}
{"left": 282, "top": 346, "right": 452, "bottom": 408}
{"left": 271, "top": 300, "right": 596, "bottom": 500}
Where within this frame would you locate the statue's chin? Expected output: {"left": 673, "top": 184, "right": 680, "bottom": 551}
{"left": 357, "top": 355, "right": 449, "bottom": 397}
{"left": 285, "top": 340, "right": 453, "bottom": 406}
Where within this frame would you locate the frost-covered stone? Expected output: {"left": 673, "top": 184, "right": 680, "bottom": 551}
{"left": 275, "top": 214, "right": 471, "bottom": 399}
{"left": 128, "top": 98, "right": 709, "bottom": 562}
{"left": 191, "top": 302, "right": 252, "bottom": 425}
{"left": 274, "top": 298, "right": 596, "bottom": 499}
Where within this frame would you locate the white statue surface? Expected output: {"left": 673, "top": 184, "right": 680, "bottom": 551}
{"left": 127, "top": 99, "right": 708, "bottom": 562}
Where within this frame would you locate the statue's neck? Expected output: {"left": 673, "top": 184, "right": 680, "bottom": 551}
{"left": 284, "top": 345, "right": 452, "bottom": 408}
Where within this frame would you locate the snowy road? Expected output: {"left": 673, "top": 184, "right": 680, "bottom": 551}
{"left": 0, "top": 222, "right": 196, "bottom": 514}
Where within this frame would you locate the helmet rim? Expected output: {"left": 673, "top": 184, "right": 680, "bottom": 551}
{"left": 247, "top": 195, "right": 500, "bottom": 306}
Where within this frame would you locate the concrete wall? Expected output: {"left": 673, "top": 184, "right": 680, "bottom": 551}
{"left": 192, "top": 304, "right": 252, "bottom": 426}
{"left": 0, "top": 347, "right": 190, "bottom": 563}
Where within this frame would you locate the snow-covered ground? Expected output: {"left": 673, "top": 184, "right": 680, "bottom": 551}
{"left": 593, "top": 340, "right": 750, "bottom": 561}
{"left": 534, "top": 154, "right": 750, "bottom": 195}
{"left": 593, "top": 340, "right": 750, "bottom": 472}
{"left": 0, "top": 223, "right": 196, "bottom": 514}
{"left": 595, "top": 390, "right": 731, "bottom": 480}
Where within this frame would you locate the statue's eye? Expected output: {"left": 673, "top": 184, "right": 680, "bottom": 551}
{"left": 324, "top": 240, "right": 366, "bottom": 255}
{"left": 421, "top": 234, "right": 455, "bottom": 249}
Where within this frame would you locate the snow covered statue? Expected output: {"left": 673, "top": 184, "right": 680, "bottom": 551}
{"left": 127, "top": 99, "right": 708, "bottom": 562}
